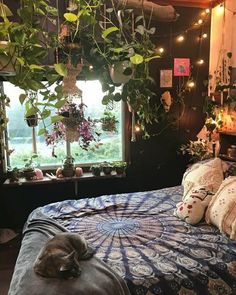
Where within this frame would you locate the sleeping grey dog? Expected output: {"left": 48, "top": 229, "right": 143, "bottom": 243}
{"left": 34, "top": 233, "right": 94, "bottom": 279}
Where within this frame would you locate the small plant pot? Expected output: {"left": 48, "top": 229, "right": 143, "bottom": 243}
{"left": 23, "top": 167, "right": 35, "bottom": 180}
{"left": 8, "top": 170, "right": 19, "bottom": 182}
{"left": 62, "top": 165, "right": 75, "bottom": 177}
{"left": 26, "top": 115, "right": 38, "bottom": 127}
{"left": 115, "top": 167, "right": 126, "bottom": 175}
{"left": 91, "top": 168, "right": 101, "bottom": 177}
{"left": 103, "top": 166, "right": 113, "bottom": 175}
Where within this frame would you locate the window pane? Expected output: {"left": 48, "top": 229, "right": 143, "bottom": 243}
{"left": 4, "top": 80, "right": 123, "bottom": 169}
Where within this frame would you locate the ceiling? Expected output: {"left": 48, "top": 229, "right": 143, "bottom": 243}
{"left": 154, "top": 0, "right": 224, "bottom": 8}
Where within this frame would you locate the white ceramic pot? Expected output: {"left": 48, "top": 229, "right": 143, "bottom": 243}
{"left": 109, "top": 60, "right": 133, "bottom": 84}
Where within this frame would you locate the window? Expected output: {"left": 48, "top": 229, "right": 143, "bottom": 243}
{"left": 4, "top": 80, "right": 124, "bottom": 169}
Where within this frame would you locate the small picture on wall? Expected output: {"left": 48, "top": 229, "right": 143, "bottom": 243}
{"left": 160, "top": 69, "right": 173, "bottom": 88}
{"left": 174, "top": 58, "right": 190, "bottom": 76}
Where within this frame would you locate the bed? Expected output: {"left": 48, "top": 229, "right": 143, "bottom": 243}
{"left": 8, "top": 182, "right": 236, "bottom": 295}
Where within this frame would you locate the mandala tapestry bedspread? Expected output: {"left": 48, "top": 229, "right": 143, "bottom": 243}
{"left": 41, "top": 186, "right": 236, "bottom": 295}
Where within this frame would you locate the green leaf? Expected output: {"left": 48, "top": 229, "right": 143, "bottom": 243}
{"left": 27, "top": 80, "right": 45, "bottom": 91}
{"left": 19, "top": 94, "right": 27, "bottom": 105}
{"left": 51, "top": 115, "right": 64, "bottom": 123}
{"left": 144, "top": 55, "right": 160, "bottom": 62}
{"left": 41, "top": 109, "right": 51, "bottom": 119}
{"left": 130, "top": 54, "right": 144, "bottom": 65}
{"left": 106, "top": 8, "right": 113, "bottom": 13}
{"left": 135, "top": 15, "right": 143, "bottom": 23}
{"left": 54, "top": 63, "right": 68, "bottom": 76}
{"left": 64, "top": 12, "right": 78, "bottom": 22}
{"left": 25, "top": 107, "right": 38, "bottom": 117}
{"left": 54, "top": 99, "right": 67, "bottom": 109}
{"left": 16, "top": 57, "right": 25, "bottom": 66}
{"left": 113, "top": 93, "right": 122, "bottom": 102}
{"left": 147, "top": 27, "right": 156, "bottom": 34}
{"left": 102, "top": 26, "right": 119, "bottom": 39}
{"left": 0, "top": 3, "right": 13, "bottom": 17}
{"left": 38, "top": 128, "right": 47, "bottom": 136}
{"left": 110, "top": 47, "right": 123, "bottom": 53}
{"left": 29, "top": 64, "right": 45, "bottom": 71}
{"left": 135, "top": 25, "right": 145, "bottom": 35}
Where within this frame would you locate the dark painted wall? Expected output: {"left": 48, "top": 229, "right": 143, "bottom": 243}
{"left": 0, "top": 6, "right": 211, "bottom": 228}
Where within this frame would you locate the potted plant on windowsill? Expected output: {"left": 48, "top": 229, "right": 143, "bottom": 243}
{"left": 101, "top": 162, "right": 114, "bottom": 175}
{"left": 113, "top": 161, "right": 127, "bottom": 175}
{"left": 90, "top": 164, "right": 102, "bottom": 177}
{"left": 22, "top": 154, "right": 38, "bottom": 180}
{"left": 62, "top": 155, "right": 75, "bottom": 177}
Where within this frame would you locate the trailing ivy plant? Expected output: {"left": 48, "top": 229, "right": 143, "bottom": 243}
{"left": 0, "top": 0, "right": 169, "bottom": 139}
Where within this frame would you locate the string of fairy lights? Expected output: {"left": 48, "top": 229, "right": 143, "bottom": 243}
{"left": 154, "top": 7, "right": 212, "bottom": 90}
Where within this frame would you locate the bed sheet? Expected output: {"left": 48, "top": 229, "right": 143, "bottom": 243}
{"left": 40, "top": 186, "right": 236, "bottom": 295}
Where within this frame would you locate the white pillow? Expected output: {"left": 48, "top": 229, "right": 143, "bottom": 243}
{"left": 174, "top": 186, "right": 214, "bottom": 225}
{"left": 182, "top": 158, "right": 224, "bottom": 200}
{"left": 205, "top": 176, "right": 236, "bottom": 239}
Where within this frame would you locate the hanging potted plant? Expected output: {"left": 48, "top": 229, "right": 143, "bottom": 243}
{"left": 100, "top": 111, "right": 118, "bottom": 133}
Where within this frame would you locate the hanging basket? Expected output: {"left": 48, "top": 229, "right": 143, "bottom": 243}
{"left": 25, "top": 114, "right": 38, "bottom": 127}
{"left": 63, "top": 117, "right": 80, "bottom": 142}
{"left": 63, "top": 63, "right": 83, "bottom": 98}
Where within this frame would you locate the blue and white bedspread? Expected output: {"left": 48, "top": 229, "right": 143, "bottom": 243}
{"left": 42, "top": 186, "right": 236, "bottom": 295}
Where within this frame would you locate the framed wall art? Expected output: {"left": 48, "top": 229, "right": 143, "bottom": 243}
{"left": 160, "top": 69, "right": 173, "bottom": 88}
{"left": 174, "top": 58, "right": 190, "bottom": 76}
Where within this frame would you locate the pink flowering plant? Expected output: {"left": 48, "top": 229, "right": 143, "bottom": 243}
{"left": 45, "top": 103, "right": 101, "bottom": 155}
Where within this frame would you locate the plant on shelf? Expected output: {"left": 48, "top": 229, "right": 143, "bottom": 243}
{"left": 113, "top": 160, "right": 127, "bottom": 175}
{"left": 179, "top": 139, "right": 213, "bottom": 163}
{"left": 22, "top": 153, "right": 38, "bottom": 180}
{"left": 90, "top": 164, "right": 102, "bottom": 177}
{"left": 7, "top": 166, "right": 19, "bottom": 182}
{"left": 204, "top": 51, "right": 236, "bottom": 136}
{"left": 101, "top": 161, "right": 113, "bottom": 175}
{"left": 62, "top": 155, "right": 75, "bottom": 177}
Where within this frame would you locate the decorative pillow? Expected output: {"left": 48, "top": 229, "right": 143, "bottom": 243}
{"left": 182, "top": 158, "right": 224, "bottom": 200}
{"left": 174, "top": 186, "right": 214, "bottom": 225}
{"left": 205, "top": 176, "right": 236, "bottom": 239}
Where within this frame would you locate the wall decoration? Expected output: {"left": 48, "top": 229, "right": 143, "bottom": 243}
{"left": 174, "top": 58, "right": 190, "bottom": 76}
{"left": 160, "top": 69, "right": 173, "bottom": 88}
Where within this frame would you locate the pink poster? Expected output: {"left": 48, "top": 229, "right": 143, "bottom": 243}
{"left": 174, "top": 58, "right": 190, "bottom": 76}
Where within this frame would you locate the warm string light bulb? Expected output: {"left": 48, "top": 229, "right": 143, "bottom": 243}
{"left": 205, "top": 8, "right": 210, "bottom": 14}
{"left": 177, "top": 35, "right": 184, "bottom": 42}
{"left": 197, "top": 59, "right": 204, "bottom": 65}
{"left": 158, "top": 47, "right": 164, "bottom": 54}
{"left": 202, "top": 33, "right": 208, "bottom": 39}
{"left": 135, "top": 125, "right": 141, "bottom": 132}
{"left": 198, "top": 19, "right": 203, "bottom": 25}
{"left": 188, "top": 81, "right": 195, "bottom": 88}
